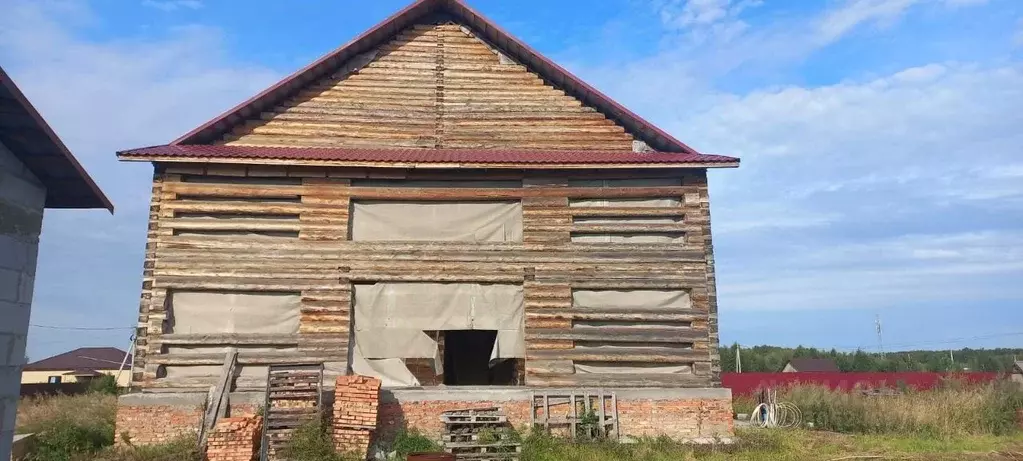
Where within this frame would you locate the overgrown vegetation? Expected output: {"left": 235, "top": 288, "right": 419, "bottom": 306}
{"left": 721, "top": 344, "right": 1023, "bottom": 372}
{"left": 520, "top": 429, "right": 1023, "bottom": 461}
{"left": 86, "top": 375, "right": 120, "bottom": 396}
{"left": 85, "top": 437, "right": 200, "bottom": 461}
{"left": 278, "top": 419, "right": 350, "bottom": 461}
{"left": 388, "top": 428, "right": 442, "bottom": 458}
{"left": 16, "top": 393, "right": 117, "bottom": 461}
{"left": 734, "top": 380, "right": 1023, "bottom": 436}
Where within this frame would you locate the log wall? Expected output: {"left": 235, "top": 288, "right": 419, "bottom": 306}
{"left": 221, "top": 22, "right": 636, "bottom": 150}
{"left": 132, "top": 163, "right": 721, "bottom": 390}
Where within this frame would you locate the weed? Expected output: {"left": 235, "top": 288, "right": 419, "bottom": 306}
{"left": 389, "top": 428, "right": 441, "bottom": 458}
{"left": 86, "top": 375, "right": 119, "bottom": 396}
{"left": 279, "top": 419, "right": 350, "bottom": 461}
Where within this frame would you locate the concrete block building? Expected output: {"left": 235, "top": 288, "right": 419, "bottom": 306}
{"left": 0, "top": 66, "right": 112, "bottom": 459}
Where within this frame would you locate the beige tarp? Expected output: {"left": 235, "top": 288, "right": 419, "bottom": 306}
{"left": 163, "top": 292, "right": 301, "bottom": 379}
{"left": 350, "top": 201, "right": 523, "bottom": 242}
{"left": 169, "top": 292, "right": 301, "bottom": 334}
{"left": 574, "top": 363, "right": 692, "bottom": 374}
{"left": 351, "top": 283, "right": 524, "bottom": 387}
{"left": 572, "top": 290, "right": 691, "bottom": 311}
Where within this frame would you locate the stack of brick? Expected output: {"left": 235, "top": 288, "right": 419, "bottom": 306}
{"left": 206, "top": 416, "right": 263, "bottom": 461}
{"left": 332, "top": 375, "right": 382, "bottom": 457}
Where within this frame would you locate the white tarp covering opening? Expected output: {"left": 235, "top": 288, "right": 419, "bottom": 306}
{"left": 169, "top": 292, "right": 301, "bottom": 334}
{"left": 351, "top": 283, "right": 524, "bottom": 387}
{"left": 571, "top": 290, "right": 693, "bottom": 375}
{"left": 350, "top": 201, "right": 523, "bottom": 242}
{"left": 163, "top": 292, "right": 301, "bottom": 379}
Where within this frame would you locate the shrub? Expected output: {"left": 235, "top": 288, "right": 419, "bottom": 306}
{"left": 31, "top": 422, "right": 113, "bottom": 461}
{"left": 87, "top": 375, "right": 119, "bottom": 396}
{"left": 279, "top": 420, "right": 348, "bottom": 461}
{"left": 389, "top": 428, "right": 441, "bottom": 458}
{"left": 79, "top": 437, "right": 200, "bottom": 461}
{"left": 17, "top": 394, "right": 118, "bottom": 461}
{"left": 776, "top": 380, "right": 1023, "bottom": 436}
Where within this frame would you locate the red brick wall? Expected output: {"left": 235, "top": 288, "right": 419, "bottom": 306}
{"left": 332, "top": 375, "right": 382, "bottom": 457}
{"left": 207, "top": 416, "right": 262, "bottom": 461}
{"left": 116, "top": 402, "right": 258, "bottom": 446}
{"left": 378, "top": 395, "right": 732, "bottom": 441}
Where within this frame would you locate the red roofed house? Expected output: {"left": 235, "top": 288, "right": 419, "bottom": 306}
{"left": 21, "top": 347, "right": 132, "bottom": 386}
{"left": 115, "top": 0, "right": 739, "bottom": 445}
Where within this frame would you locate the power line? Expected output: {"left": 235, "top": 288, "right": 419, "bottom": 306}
{"left": 30, "top": 324, "right": 134, "bottom": 331}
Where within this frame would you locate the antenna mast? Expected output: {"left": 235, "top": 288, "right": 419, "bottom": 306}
{"left": 875, "top": 314, "right": 885, "bottom": 358}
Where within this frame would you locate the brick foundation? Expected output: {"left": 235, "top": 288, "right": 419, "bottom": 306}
{"left": 116, "top": 393, "right": 260, "bottom": 446}
{"left": 117, "top": 387, "right": 732, "bottom": 448}
{"left": 377, "top": 388, "right": 733, "bottom": 442}
{"left": 332, "top": 375, "right": 382, "bottom": 456}
{"left": 206, "top": 416, "right": 262, "bottom": 461}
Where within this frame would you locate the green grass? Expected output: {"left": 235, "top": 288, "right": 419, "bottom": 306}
{"left": 518, "top": 429, "right": 1023, "bottom": 461}
{"left": 735, "top": 380, "right": 1023, "bottom": 437}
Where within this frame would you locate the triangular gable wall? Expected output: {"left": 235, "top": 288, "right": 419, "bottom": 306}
{"left": 221, "top": 21, "right": 635, "bottom": 150}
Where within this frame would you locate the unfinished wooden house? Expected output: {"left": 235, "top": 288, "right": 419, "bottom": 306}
{"left": 115, "top": 0, "right": 739, "bottom": 443}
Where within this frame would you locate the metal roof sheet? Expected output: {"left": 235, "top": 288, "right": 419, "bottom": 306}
{"left": 118, "top": 144, "right": 739, "bottom": 167}
{"left": 0, "top": 66, "right": 113, "bottom": 211}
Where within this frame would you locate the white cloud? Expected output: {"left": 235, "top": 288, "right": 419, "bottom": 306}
{"left": 0, "top": 0, "right": 278, "bottom": 357}
{"left": 142, "top": 0, "right": 203, "bottom": 11}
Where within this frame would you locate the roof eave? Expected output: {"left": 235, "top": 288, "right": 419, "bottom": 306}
{"left": 0, "top": 67, "right": 114, "bottom": 213}
{"left": 116, "top": 153, "right": 739, "bottom": 169}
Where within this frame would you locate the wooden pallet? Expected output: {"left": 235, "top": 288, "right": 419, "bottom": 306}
{"left": 531, "top": 390, "right": 619, "bottom": 440}
{"left": 259, "top": 363, "right": 323, "bottom": 461}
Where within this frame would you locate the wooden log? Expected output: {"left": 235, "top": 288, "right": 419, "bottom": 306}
{"left": 154, "top": 333, "right": 299, "bottom": 346}
{"left": 526, "top": 373, "right": 711, "bottom": 387}
{"left": 525, "top": 328, "right": 705, "bottom": 343}
{"left": 525, "top": 348, "right": 707, "bottom": 363}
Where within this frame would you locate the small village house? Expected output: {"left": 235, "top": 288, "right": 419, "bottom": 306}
{"left": 21, "top": 347, "right": 132, "bottom": 387}
{"left": 114, "top": 0, "right": 739, "bottom": 443}
{"left": 782, "top": 358, "right": 841, "bottom": 373}
{"left": 0, "top": 66, "right": 112, "bottom": 461}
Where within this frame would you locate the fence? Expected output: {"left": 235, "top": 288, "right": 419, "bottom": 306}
{"left": 721, "top": 372, "right": 1001, "bottom": 396}
{"left": 20, "top": 382, "right": 89, "bottom": 397}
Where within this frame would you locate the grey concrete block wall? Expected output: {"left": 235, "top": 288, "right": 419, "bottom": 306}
{"left": 0, "top": 140, "right": 45, "bottom": 460}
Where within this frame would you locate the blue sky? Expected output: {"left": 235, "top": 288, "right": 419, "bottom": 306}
{"left": 1, "top": 0, "right": 1022, "bottom": 360}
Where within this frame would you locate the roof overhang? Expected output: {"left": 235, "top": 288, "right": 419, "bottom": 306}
{"left": 0, "top": 66, "right": 113, "bottom": 211}
{"left": 118, "top": 145, "right": 740, "bottom": 170}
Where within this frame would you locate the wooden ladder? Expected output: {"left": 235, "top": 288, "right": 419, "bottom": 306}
{"left": 259, "top": 363, "right": 324, "bottom": 461}
{"left": 531, "top": 390, "right": 619, "bottom": 440}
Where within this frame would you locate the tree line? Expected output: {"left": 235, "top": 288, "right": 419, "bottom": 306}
{"left": 719, "top": 344, "right": 1023, "bottom": 373}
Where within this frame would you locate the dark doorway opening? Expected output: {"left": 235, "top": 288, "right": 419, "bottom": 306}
{"left": 443, "top": 330, "right": 517, "bottom": 385}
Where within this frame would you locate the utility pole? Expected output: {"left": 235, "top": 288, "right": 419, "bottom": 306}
{"left": 735, "top": 345, "right": 742, "bottom": 373}
{"left": 875, "top": 314, "right": 885, "bottom": 358}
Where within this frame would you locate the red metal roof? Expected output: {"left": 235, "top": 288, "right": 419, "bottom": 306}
{"left": 1, "top": 66, "right": 113, "bottom": 211}
{"left": 23, "top": 347, "right": 130, "bottom": 371}
{"left": 167, "top": 0, "right": 705, "bottom": 155}
{"left": 118, "top": 144, "right": 739, "bottom": 167}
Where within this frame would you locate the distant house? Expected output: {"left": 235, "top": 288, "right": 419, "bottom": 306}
{"left": 782, "top": 358, "right": 840, "bottom": 373}
{"left": 1012, "top": 361, "right": 1022, "bottom": 385}
{"left": 21, "top": 347, "right": 131, "bottom": 387}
